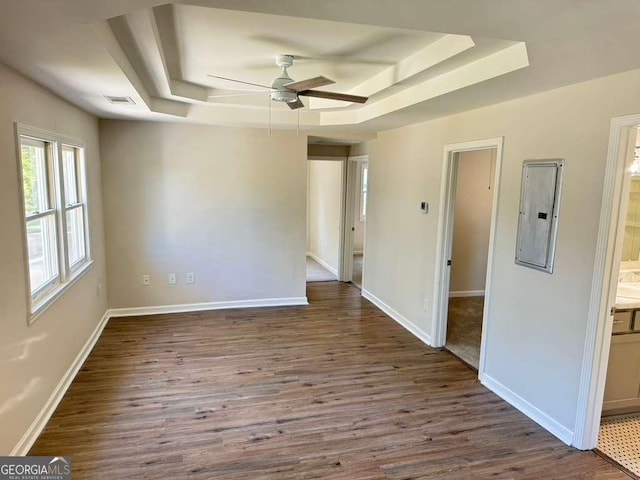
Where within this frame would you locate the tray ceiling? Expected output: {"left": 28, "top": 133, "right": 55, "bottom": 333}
{"left": 1, "top": 1, "right": 639, "bottom": 132}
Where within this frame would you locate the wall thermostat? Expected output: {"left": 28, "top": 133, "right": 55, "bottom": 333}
{"left": 420, "top": 201, "right": 429, "bottom": 214}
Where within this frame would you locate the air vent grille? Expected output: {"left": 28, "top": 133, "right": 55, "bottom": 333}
{"left": 104, "top": 95, "right": 135, "bottom": 105}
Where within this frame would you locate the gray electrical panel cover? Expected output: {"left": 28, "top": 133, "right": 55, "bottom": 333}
{"left": 515, "top": 159, "right": 564, "bottom": 273}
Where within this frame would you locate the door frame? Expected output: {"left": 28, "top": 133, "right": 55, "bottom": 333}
{"left": 573, "top": 114, "right": 640, "bottom": 449}
{"left": 431, "top": 137, "right": 504, "bottom": 380}
{"left": 341, "top": 154, "right": 368, "bottom": 284}
{"left": 307, "top": 155, "right": 347, "bottom": 281}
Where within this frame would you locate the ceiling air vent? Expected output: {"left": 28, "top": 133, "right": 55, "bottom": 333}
{"left": 104, "top": 95, "right": 135, "bottom": 105}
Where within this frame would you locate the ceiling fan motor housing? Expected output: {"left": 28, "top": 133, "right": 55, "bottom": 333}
{"left": 271, "top": 54, "right": 298, "bottom": 103}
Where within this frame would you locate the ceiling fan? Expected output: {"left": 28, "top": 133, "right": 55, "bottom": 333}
{"left": 207, "top": 54, "right": 368, "bottom": 109}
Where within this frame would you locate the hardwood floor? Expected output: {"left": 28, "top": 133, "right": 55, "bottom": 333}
{"left": 31, "top": 282, "right": 626, "bottom": 479}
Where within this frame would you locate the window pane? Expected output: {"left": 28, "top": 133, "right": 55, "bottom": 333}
{"left": 21, "top": 139, "right": 48, "bottom": 215}
{"left": 62, "top": 146, "right": 78, "bottom": 205}
{"left": 26, "top": 215, "right": 59, "bottom": 293}
{"left": 361, "top": 165, "right": 368, "bottom": 218}
{"left": 66, "top": 206, "right": 85, "bottom": 267}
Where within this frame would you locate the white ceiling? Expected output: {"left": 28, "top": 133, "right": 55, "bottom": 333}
{"left": 0, "top": 0, "right": 639, "bottom": 133}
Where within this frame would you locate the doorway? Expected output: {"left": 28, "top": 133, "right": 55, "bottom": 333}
{"left": 432, "top": 137, "right": 504, "bottom": 376}
{"left": 445, "top": 148, "right": 497, "bottom": 369}
{"left": 341, "top": 154, "right": 369, "bottom": 289}
{"left": 352, "top": 159, "right": 368, "bottom": 288}
{"left": 574, "top": 115, "right": 640, "bottom": 451}
{"left": 306, "top": 158, "right": 344, "bottom": 283}
{"left": 594, "top": 127, "right": 640, "bottom": 474}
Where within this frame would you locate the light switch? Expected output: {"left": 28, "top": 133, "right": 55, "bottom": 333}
{"left": 168, "top": 273, "right": 177, "bottom": 285}
{"left": 420, "top": 201, "right": 429, "bottom": 214}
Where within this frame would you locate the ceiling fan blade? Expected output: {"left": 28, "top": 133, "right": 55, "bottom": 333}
{"left": 287, "top": 98, "right": 305, "bottom": 110}
{"left": 298, "top": 90, "right": 368, "bottom": 104}
{"left": 206, "top": 75, "right": 272, "bottom": 90}
{"left": 284, "top": 76, "right": 335, "bottom": 92}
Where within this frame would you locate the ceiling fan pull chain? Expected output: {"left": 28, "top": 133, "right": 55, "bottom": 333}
{"left": 297, "top": 107, "right": 300, "bottom": 136}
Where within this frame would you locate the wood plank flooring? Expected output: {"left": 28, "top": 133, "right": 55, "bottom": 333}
{"left": 31, "top": 282, "right": 627, "bottom": 479}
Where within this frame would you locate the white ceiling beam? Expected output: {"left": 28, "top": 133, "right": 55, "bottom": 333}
{"left": 320, "top": 42, "right": 529, "bottom": 126}
{"left": 150, "top": 5, "right": 214, "bottom": 103}
{"left": 93, "top": 18, "right": 191, "bottom": 117}
{"left": 309, "top": 34, "right": 475, "bottom": 109}
{"left": 353, "top": 34, "right": 476, "bottom": 96}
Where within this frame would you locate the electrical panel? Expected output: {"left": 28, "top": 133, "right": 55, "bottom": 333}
{"left": 515, "top": 159, "right": 565, "bottom": 273}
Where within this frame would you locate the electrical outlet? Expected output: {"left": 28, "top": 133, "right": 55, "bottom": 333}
{"left": 186, "top": 272, "right": 195, "bottom": 284}
{"left": 142, "top": 275, "right": 150, "bottom": 286}
{"left": 168, "top": 273, "right": 177, "bottom": 285}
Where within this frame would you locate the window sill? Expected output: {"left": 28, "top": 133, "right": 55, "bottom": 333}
{"left": 29, "top": 260, "right": 94, "bottom": 325}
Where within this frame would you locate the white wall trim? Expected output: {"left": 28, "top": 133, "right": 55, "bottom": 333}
{"left": 573, "top": 113, "right": 640, "bottom": 449}
{"left": 449, "top": 290, "right": 485, "bottom": 298}
{"left": 362, "top": 288, "right": 432, "bottom": 346}
{"left": 10, "top": 310, "right": 110, "bottom": 456}
{"left": 109, "top": 297, "right": 309, "bottom": 318}
{"left": 306, "top": 251, "right": 338, "bottom": 277}
{"left": 482, "top": 373, "right": 574, "bottom": 445}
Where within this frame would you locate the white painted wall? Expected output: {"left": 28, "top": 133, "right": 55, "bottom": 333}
{"left": 363, "top": 68, "right": 640, "bottom": 441}
{"left": 0, "top": 63, "right": 107, "bottom": 454}
{"left": 100, "top": 120, "right": 307, "bottom": 308}
{"left": 307, "top": 160, "right": 343, "bottom": 274}
{"left": 450, "top": 149, "right": 495, "bottom": 294}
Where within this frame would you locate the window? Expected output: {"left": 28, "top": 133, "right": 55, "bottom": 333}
{"left": 360, "top": 162, "right": 368, "bottom": 221}
{"left": 62, "top": 146, "right": 87, "bottom": 269}
{"left": 17, "top": 125, "right": 91, "bottom": 320}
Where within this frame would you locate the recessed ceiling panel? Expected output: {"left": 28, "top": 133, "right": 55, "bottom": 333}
{"left": 175, "top": 5, "right": 442, "bottom": 95}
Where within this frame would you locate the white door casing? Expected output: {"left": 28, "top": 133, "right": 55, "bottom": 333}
{"left": 431, "top": 137, "right": 504, "bottom": 383}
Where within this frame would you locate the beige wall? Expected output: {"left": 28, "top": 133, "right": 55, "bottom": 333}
{"left": 450, "top": 149, "right": 495, "bottom": 293}
{"left": 349, "top": 142, "right": 369, "bottom": 157}
{"left": 363, "top": 68, "right": 640, "bottom": 437}
{"left": 100, "top": 121, "right": 307, "bottom": 308}
{"left": 307, "top": 160, "right": 343, "bottom": 272}
{"left": 0, "top": 63, "right": 107, "bottom": 454}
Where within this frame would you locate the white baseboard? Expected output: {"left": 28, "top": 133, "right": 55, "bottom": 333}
{"left": 108, "top": 297, "right": 309, "bottom": 318}
{"left": 362, "top": 289, "right": 432, "bottom": 346}
{"left": 449, "top": 290, "right": 485, "bottom": 298}
{"left": 11, "top": 295, "right": 308, "bottom": 455}
{"left": 306, "top": 252, "right": 338, "bottom": 276}
{"left": 10, "top": 310, "right": 111, "bottom": 456}
{"left": 481, "top": 373, "right": 574, "bottom": 445}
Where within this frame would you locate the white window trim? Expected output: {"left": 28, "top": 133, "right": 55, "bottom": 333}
{"left": 15, "top": 123, "right": 93, "bottom": 325}
{"left": 359, "top": 161, "right": 368, "bottom": 222}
